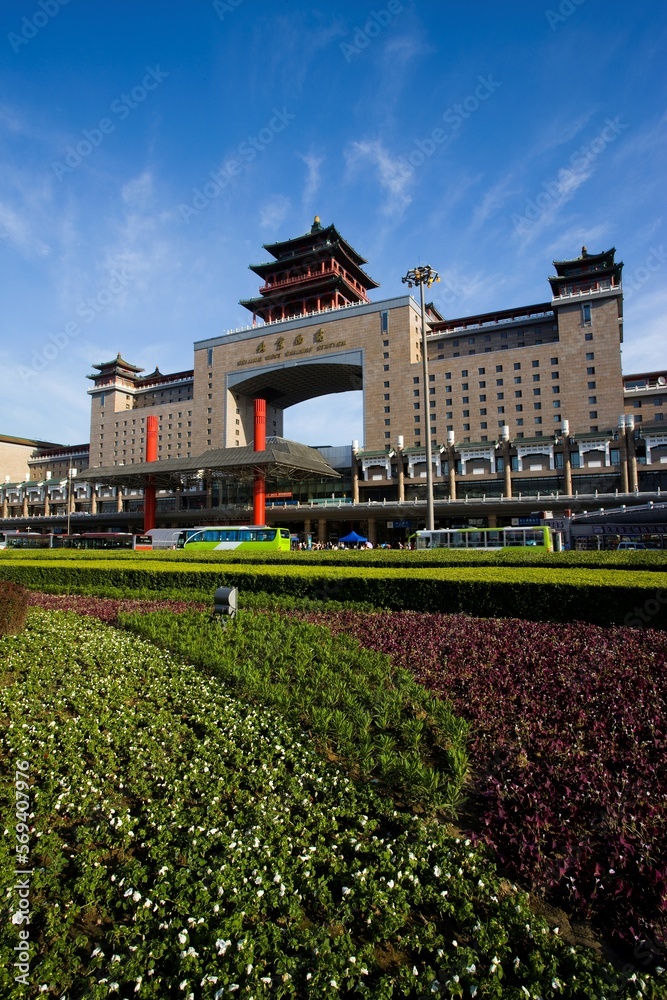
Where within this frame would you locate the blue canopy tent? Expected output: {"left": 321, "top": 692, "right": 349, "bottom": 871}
{"left": 338, "top": 530, "right": 368, "bottom": 544}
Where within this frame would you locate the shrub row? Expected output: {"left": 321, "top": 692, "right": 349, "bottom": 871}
{"left": 1, "top": 559, "right": 666, "bottom": 627}
{"left": 0, "top": 581, "right": 28, "bottom": 636}
{"left": 3, "top": 545, "right": 667, "bottom": 570}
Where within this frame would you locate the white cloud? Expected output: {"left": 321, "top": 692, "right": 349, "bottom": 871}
{"left": 345, "top": 139, "right": 413, "bottom": 214}
{"left": 0, "top": 201, "right": 51, "bottom": 257}
{"left": 258, "top": 195, "right": 291, "bottom": 231}
{"left": 298, "top": 153, "right": 323, "bottom": 206}
{"left": 121, "top": 171, "right": 154, "bottom": 209}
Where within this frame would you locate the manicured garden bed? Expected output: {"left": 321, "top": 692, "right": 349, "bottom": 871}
{"left": 2, "top": 610, "right": 652, "bottom": 997}
{"left": 303, "top": 610, "right": 667, "bottom": 964}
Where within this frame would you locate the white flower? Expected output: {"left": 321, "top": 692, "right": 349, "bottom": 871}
{"left": 179, "top": 980, "right": 189, "bottom": 990}
{"left": 216, "top": 938, "right": 231, "bottom": 956}
{"left": 178, "top": 932, "right": 188, "bottom": 945}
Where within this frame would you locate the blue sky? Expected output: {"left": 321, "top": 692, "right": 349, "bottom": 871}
{"left": 1, "top": 0, "right": 665, "bottom": 450}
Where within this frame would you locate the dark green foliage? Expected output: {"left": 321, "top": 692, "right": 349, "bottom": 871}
{"left": 118, "top": 609, "right": 470, "bottom": 815}
{"left": 2, "top": 556, "right": 666, "bottom": 627}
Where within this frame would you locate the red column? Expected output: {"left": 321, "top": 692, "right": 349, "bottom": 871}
{"left": 253, "top": 398, "right": 266, "bottom": 527}
{"left": 143, "top": 415, "right": 158, "bottom": 534}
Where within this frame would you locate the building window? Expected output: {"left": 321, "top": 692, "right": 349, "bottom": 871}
{"left": 383, "top": 364, "right": 389, "bottom": 371}
{"left": 478, "top": 368, "right": 485, "bottom": 375}
{"left": 462, "top": 382, "right": 469, "bottom": 390}
{"left": 414, "top": 402, "right": 420, "bottom": 410}
{"left": 384, "top": 381, "right": 390, "bottom": 388}
{"left": 535, "top": 417, "right": 543, "bottom": 425}
{"left": 479, "top": 394, "right": 487, "bottom": 402}
{"left": 532, "top": 360, "right": 539, "bottom": 368}
{"left": 515, "top": 390, "right": 522, "bottom": 398}
{"left": 413, "top": 389, "right": 420, "bottom": 396}
{"left": 534, "top": 403, "right": 542, "bottom": 410}
{"left": 384, "top": 406, "right": 390, "bottom": 413}
{"left": 551, "top": 357, "right": 558, "bottom": 365}
{"left": 462, "top": 409, "right": 470, "bottom": 417}
{"left": 381, "top": 311, "right": 388, "bottom": 333}
{"left": 496, "top": 379, "right": 504, "bottom": 386}
{"left": 462, "top": 396, "right": 469, "bottom": 403}
{"left": 582, "top": 303, "right": 592, "bottom": 325}
{"left": 514, "top": 377, "right": 522, "bottom": 384}
{"left": 585, "top": 332, "right": 593, "bottom": 341}
{"left": 516, "top": 404, "right": 523, "bottom": 412}
{"left": 533, "top": 374, "right": 540, "bottom": 382}
{"left": 533, "top": 388, "right": 541, "bottom": 396}
{"left": 479, "top": 380, "right": 486, "bottom": 388}
{"left": 589, "top": 410, "right": 598, "bottom": 419}
{"left": 207, "top": 347, "right": 213, "bottom": 366}
{"left": 514, "top": 363, "right": 521, "bottom": 370}
{"left": 480, "top": 407, "right": 487, "bottom": 415}
{"left": 498, "top": 406, "right": 505, "bottom": 414}
{"left": 384, "top": 393, "right": 390, "bottom": 400}
{"left": 446, "top": 372, "right": 452, "bottom": 379}
{"left": 588, "top": 381, "right": 596, "bottom": 389}
{"left": 461, "top": 370, "right": 468, "bottom": 377}
{"left": 384, "top": 419, "right": 391, "bottom": 426}
{"left": 496, "top": 365, "right": 503, "bottom": 372}
{"left": 588, "top": 396, "right": 597, "bottom": 404}
{"left": 413, "top": 377, "right": 419, "bottom": 384}
{"left": 553, "top": 400, "right": 561, "bottom": 408}
{"left": 383, "top": 352, "right": 389, "bottom": 359}
{"left": 446, "top": 411, "right": 453, "bottom": 419}
{"left": 587, "top": 366, "right": 595, "bottom": 375}
{"left": 463, "top": 423, "right": 470, "bottom": 431}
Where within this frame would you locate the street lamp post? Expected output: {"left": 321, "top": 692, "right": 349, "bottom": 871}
{"left": 66, "top": 458, "right": 76, "bottom": 536}
{"left": 402, "top": 265, "right": 440, "bottom": 531}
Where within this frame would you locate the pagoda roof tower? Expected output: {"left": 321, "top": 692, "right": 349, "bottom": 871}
{"left": 240, "top": 216, "right": 379, "bottom": 324}
{"left": 548, "top": 246, "right": 623, "bottom": 298}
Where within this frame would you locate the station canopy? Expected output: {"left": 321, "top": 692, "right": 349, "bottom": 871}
{"left": 76, "top": 437, "right": 341, "bottom": 490}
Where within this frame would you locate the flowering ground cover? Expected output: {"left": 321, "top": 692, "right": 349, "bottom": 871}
{"left": 2, "top": 611, "right": 655, "bottom": 998}
{"left": 303, "top": 610, "right": 667, "bottom": 966}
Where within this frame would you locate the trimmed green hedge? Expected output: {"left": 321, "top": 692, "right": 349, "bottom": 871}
{"left": 3, "top": 546, "right": 667, "bottom": 570}
{"left": 2, "top": 558, "right": 666, "bottom": 627}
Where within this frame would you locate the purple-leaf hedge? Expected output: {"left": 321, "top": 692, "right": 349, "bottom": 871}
{"left": 304, "top": 609, "right": 667, "bottom": 959}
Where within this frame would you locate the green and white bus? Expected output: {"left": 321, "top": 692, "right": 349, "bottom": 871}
{"left": 180, "top": 526, "right": 292, "bottom": 552}
{"left": 415, "top": 526, "right": 553, "bottom": 551}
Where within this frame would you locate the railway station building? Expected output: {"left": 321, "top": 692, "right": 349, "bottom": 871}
{"left": 2, "top": 220, "right": 667, "bottom": 543}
